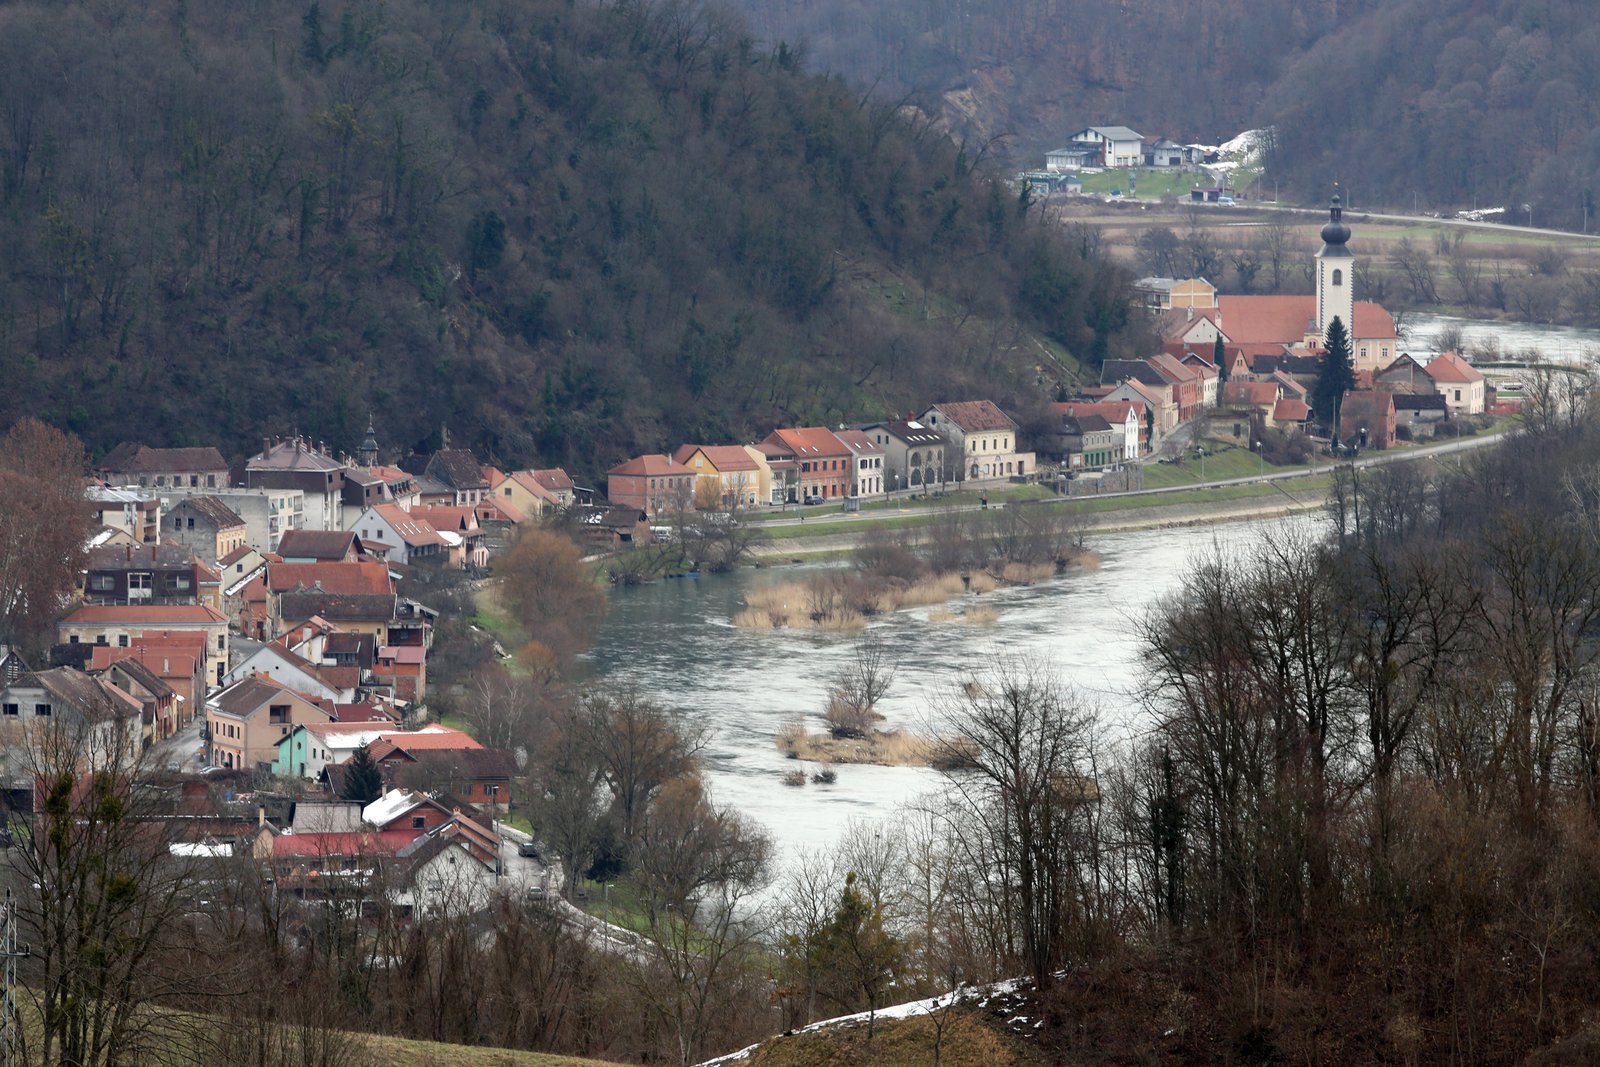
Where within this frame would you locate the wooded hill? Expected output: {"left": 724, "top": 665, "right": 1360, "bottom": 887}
{"left": 741, "top": 0, "right": 1600, "bottom": 226}
{"left": 0, "top": 0, "right": 1141, "bottom": 477}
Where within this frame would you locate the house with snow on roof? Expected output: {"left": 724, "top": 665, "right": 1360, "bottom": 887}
{"left": 917, "top": 402, "right": 1034, "bottom": 484}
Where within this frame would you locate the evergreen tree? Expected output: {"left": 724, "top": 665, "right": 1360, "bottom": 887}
{"left": 1313, "top": 316, "right": 1355, "bottom": 446}
{"left": 342, "top": 742, "right": 384, "bottom": 805}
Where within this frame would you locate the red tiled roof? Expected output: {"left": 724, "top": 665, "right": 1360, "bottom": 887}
{"left": 366, "top": 502, "right": 446, "bottom": 547}
{"left": 87, "top": 645, "right": 200, "bottom": 679}
{"left": 924, "top": 401, "right": 1017, "bottom": 433}
{"left": 1273, "top": 398, "right": 1311, "bottom": 423}
{"left": 1052, "top": 402, "right": 1140, "bottom": 425}
{"left": 1423, "top": 351, "right": 1485, "bottom": 384}
{"left": 1216, "top": 296, "right": 1397, "bottom": 345}
{"left": 1225, "top": 380, "right": 1280, "bottom": 406}
{"left": 408, "top": 505, "right": 479, "bottom": 532}
{"left": 671, "top": 445, "right": 761, "bottom": 472}
{"left": 607, "top": 454, "right": 697, "bottom": 478}
{"left": 270, "top": 830, "right": 416, "bottom": 859}
{"left": 266, "top": 562, "right": 393, "bottom": 596}
{"left": 530, "top": 468, "right": 574, "bottom": 493}
{"left": 62, "top": 605, "right": 227, "bottom": 625}
{"left": 766, "top": 427, "right": 850, "bottom": 458}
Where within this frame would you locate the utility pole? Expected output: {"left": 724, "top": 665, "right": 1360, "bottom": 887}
{"left": 0, "top": 891, "right": 29, "bottom": 1067}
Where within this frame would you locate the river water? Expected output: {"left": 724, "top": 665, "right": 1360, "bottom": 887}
{"left": 1405, "top": 311, "right": 1600, "bottom": 365}
{"left": 584, "top": 313, "right": 1600, "bottom": 869}
{"left": 583, "top": 516, "right": 1303, "bottom": 866}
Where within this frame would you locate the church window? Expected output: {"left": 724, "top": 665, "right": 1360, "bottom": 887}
{"left": 1332, "top": 269, "right": 1343, "bottom": 286}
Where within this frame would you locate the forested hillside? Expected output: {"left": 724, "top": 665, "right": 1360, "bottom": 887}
{"left": 0, "top": 0, "right": 1139, "bottom": 474}
{"left": 743, "top": 0, "right": 1600, "bottom": 225}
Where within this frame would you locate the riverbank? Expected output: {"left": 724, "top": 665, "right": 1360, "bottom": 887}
{"left": 748, "top": 479, "right": 1328, "bottom": 561}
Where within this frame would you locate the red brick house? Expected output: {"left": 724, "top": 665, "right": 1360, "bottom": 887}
{"left": 1339, "top": 390, "right": 1397, "bottom": 449}
{"left": 605, "top": 455, "right": 698, "bottom": 516}
{"left": 756, "top": 428, "right": 852, "bottom": 501}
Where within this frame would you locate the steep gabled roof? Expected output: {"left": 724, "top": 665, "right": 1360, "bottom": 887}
{"left": 1423, "top": 351, "right": 1485, "bottom": 385}
{"left": 365, "top": 503, "right": 446, "bottom": 548}
{"left": 607, "top": 454, "right": 697, "bottom": 478}
{"left": 424, "top": 449, "right": 490, "bottom": 490}
{"left": 764, "top": 427, "right": 851, "bottom": 458}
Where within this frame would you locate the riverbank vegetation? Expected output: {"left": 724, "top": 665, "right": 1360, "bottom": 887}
{"left": 736, "top": 506, "right": 1086, "bottom": 628}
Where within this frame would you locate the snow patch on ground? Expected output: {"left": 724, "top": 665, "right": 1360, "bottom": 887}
{"left": 694, "top": 978, "right": 1029, "bottom": 1065}
{"left": 1219, "top": 127, "right": 1272, "bottom": 160}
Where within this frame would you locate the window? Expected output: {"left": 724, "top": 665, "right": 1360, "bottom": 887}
{"left": 1, "top": 704, "right": 15, "bottom": 717}
{"left": 34, "top": 704, "right": 50, "bottom": 717}
{"left": 1332, "top": 268, "right": 1343, "bottom": 286}
{"left": 1455, "top": 390, "right": 1462, "bottom": 401}
{"left": 217, "top": 635, "right": 225, "bottom": 651}
{"left": 95, "top": 635, "right": 107, "bottom": 645}
{"left": 190, "top": 475, "right": 199, "bottom": 487}
{"left": 69, "top": 635, "right": 79, "bottom": 644}
{"left": 412, "top": 815, "right": 426, "bottom": 829}
{"left": 173, "top": 576, "right": 192, "bottom": 591}
{"left": 187, "top": 517, "right": 195, "bottom": 529}
{"left": 118, "top": 635, "right": 129, "bottom": 648}
{"left": 89, "top": 575, "right": 115, "bottom": 591}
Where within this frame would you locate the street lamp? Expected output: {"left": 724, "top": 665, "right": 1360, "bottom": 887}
{"left": 1254, "top": 439, "right": 1264, "bottom": 475}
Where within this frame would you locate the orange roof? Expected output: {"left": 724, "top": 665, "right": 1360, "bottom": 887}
{"left": 1147, "top": 353, "right": 1200, "bottom": 383}
{"left": 833, "top": 429, "right": 883, "bottom": 455}
{"left": 367, "top": 503, "right": 447, "bottom": 547}
{"left": 1052, "top": 401, "right": 1139, "bottom": 424}
{"left": 1423, "top": 351, "right": 1484, "bottom": 385}
{"left": 767, "top": 427, "right": 851, "bottom": 458}
{"left": 502, "top": 470, "right": 559, "bottom": 505}
{"left": 1273, "top": 398, "right": 1311, "bottom": 423}
{"left": 408, "top": 505, "right": 479, "bottom": 532}
{"left": 87, "top": 645, "right": 201, "bottom": 678}
{"left": 607, "top": 454, "right": 697, "bottom": 478}
{"left": 1216, "top": 295, "right": 1396, "bottom": 344}
{"left": 266, "top": 561, "right": 393, "bottom": 596}
{"left": 671, "top": 444, "right": 761, "bottom": 472}
{"left": 63, "top": 604, "right": 227, "bottom": 625}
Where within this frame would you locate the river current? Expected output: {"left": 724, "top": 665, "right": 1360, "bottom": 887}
{"left": 583, "top": 314, "right": 1600, "bottom": 868}
{"left": 583, "top": 516, "right": 1303, "bottom": 866}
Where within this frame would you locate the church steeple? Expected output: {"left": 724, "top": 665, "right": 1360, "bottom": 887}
{"left": 1316, "top": 184, "right": 1355, "bottom": 342}
{"left": 357, "top": 414, "right": 380, "bottom": 469}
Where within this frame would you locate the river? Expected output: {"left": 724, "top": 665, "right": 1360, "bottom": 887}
{"left": 1405, "top": 311, "right": 1600, "bottom": 365}
{"left": 583, "top": 515, "right": 1306, "bottom": 867}
{"left": 585, "top": 312, "right": 1600, "bottom": 869}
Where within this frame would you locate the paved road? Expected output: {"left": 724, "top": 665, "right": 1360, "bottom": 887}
{"left": 745, "top": 429, "right": 1504, "bottom": 534}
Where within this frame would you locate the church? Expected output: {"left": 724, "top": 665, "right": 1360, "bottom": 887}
{"left": 1159, "top": 193, "right": 1401, "bottom": 375}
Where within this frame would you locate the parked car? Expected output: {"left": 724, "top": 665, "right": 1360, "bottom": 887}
{"left": 803, "top": 494, "right": 824, "bottom": 505}
{"left": 517, "top": 841, "right": 542, "bottom": 859}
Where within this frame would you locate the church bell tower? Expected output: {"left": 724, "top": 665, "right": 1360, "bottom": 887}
{"left": 1315, "top": 187, "right": 1355, "bottom": 342}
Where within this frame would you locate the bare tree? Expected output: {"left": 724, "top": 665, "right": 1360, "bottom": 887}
{"left": 825, "top": 634, "right": 898, "bottom": 738}
{"left": 933, "top": 659, "right": 1099, "bottom": 988}
{"left": 0, "top": 419, "right": 92, "bottom": 656}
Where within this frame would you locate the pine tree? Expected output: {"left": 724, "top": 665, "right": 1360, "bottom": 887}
{"left": 1313, "top": 316, "right": 1355, "bottom": 445}
{"left": 342, "top": 742, "right": 384, "bottom": 805}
